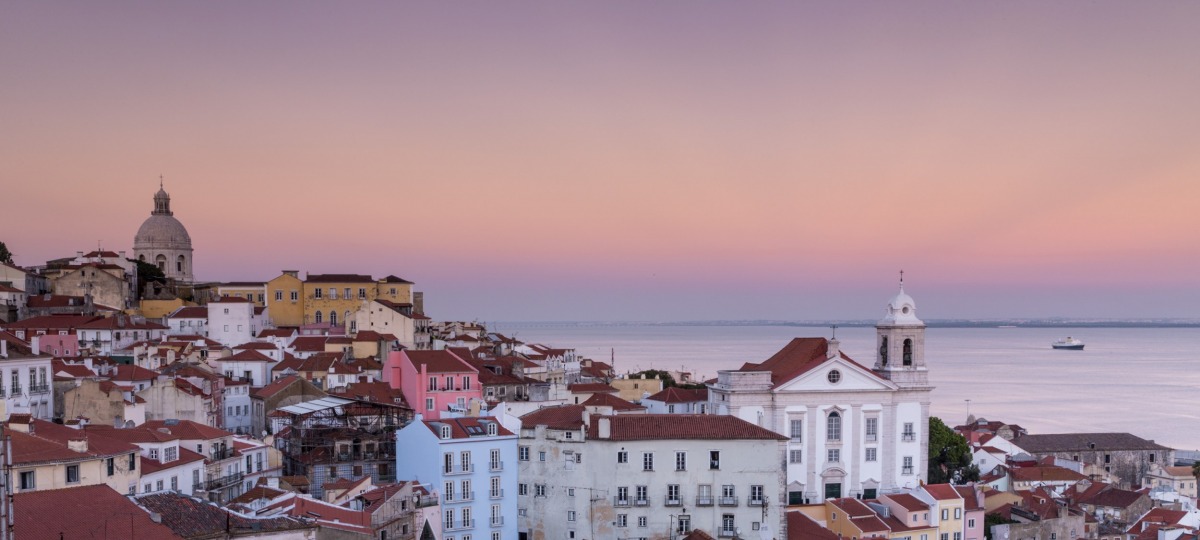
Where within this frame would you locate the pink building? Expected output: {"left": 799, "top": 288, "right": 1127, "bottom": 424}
{"left": 385, "top": 349, "right": 480, "bottom": 419}
{"left": 33, "top": 334, "right": 80, "bottom": 357}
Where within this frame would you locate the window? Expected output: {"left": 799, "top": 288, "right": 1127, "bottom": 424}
{"left": 827, "top": 369, "right": 841, "bottom": 383}
{"left": 314, "top": 312, "right": 322, "bottom": 323}
{"left": 170, "top": 476, "right": 178, "bottom": 491}
{"left": 461, "top": 451, "right": 472, "bottom": 472}
{"left": 129, "top": 453, "right": 137, "bottom": 470}
{"left": 1105, "top": 454, "right": 1111, "bottom": 464}
{"left": 275, "top": 290, "right": 283, "bottom": 301}
{"left": 106, "top": 457, "right": 115, "bottom": 476}
{"left": 156, "top": 479, "right": 164, "bottom": 491}
{"left": 358, "top": 288, "right": 367, "bottom": 299}
{"left": 444, "top": 453, "right": 454, "bottom": 474}
{"left": 968, "top": 519, "right": 976, "bottom": 528}
{"left": 866, "top": 448, "right": 877, "bottom": 461}
{"left": 903, "top": 422, "right": 916, "bottom": 441}
{"left": 290, "top": 290, "right": 298, "bottom": 301}
{"left": 941, "top": 509, "right": 949, "bottom": 520}
{"left": 904, "top": 456, "right": 914, "bottom": 475}
{"left": 440, "top": 425, "right": 452, "bottom": 439}
{"left": 636, "top": 485, "right": 648, "bottom": 503}
{"left": 538, "top": 451, "right": 546, "bottom": 462}
{"left": 903, "top": 338, "right": 913, "bottom": 365}
{"left": 617, "top": 486, "right": 629, "bottom": 503}
{"left": 617, "top": 514, "right": 628, "bottom": 527}
{"left": 828, "top": 449, "right": 840, "bottom": 463}
{"left": 710, "top": 451, "right": 720, "bottom": 469}
{"left": 567, "top": 511, "right": 576, "bottom": 521}
{"left": 490, "top": 449, "right": 501, "bottom": 469}
{"left": 865, "top": 417, "right": 878, "bottom": 441}
{"left": 463, "top": 376, "right": 471, "bottom": 390}
{"left": 957, "top": 534, "right": 963, "bottom": 540}
{"left": 827, "top": 411, "right": 842, "bottom": 441}
{"left": 751, "top": 484, "right": 764, "bottom": 504}
{"left": 314, "top": 288, "right": 323, "bottom": 299}
{"left": 534, "top": 484, "right": 546, "bottom": 497}
{"left": 344, "top": 287, "right": 352, "bottom": 299}
{"left": 675, "top": 451, "right": 686, "bottom": 471}
{"left": 426, "top": 398, "right": 434, "bottom": 411}
{"left": 789, "top": 449, "right": 803, "bottom": 463}
{"left": 954, "top": 508, "right": 962, "bottom": 519}
{"left": 19, "top": 471, "right": 35, "bottom": 490}
{"left": 617, "top": 451, "right": 628, "bottom": 463}
{"left": 518, "top": 483, "right": 528, "bottom": 496}
{"left": 790, "top": 419, "right": 803, "bottom": 440}
{"left": 722, "top": 514, "right": 735, "bottom": 534}
{"left": 642, "top": 452, "right": 654, "bottom": 471}
{"left": 667, "top": 484, "right": 680, "bottom": 503}
{"left": 149, "top": 448, "right": 160, "bottom": 460}
{"left": 638, "top": 516, "right": 647, "bottom": 527}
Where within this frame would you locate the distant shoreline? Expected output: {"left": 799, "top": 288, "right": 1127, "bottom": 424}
{"left": 499, "top": 319, "right": 1200, "bottom": 329}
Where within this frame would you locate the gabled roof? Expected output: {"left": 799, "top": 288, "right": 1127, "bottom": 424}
{"left": 885, "top": 492, "right": 929, "bottom": 512}
{"left": 141, "top": 419, "right": 232, "bottom": 442}
{"left": 405, "top": 350, "right": 476, "bottom": 374}
{"left": 380, "top": 275, "right": 413, "bottom": 284}
{"left": 17, "top": 485, "right": 181, "bottom": 539}
{"left": 644, "top": 386, "right": 707, "bottom": 403}
{"left": 7, "top": 420, "right": 139, "bottom": 465}
{"left": 223, "top": 349, "right": 275, "bottom": 362}
{"left": 520, "top": 405, "right": 588, "bottom": 430}
{"left": 587, "top": 414, "right": 787, "bottom": 442}
{"left": 111, "top": 364, "right": 160, "bottom": 381}
{"left": 167, "top": 306, "right": 208, "bottom": 319}
{"left": 581, "top": 392, "right": 645, "bottom": 411}
{"left": 1012, "top": 433, "right": 1171, "bottom": 452}
{"left": 735, "top": 337, "right": 889, "bottom": 388}
{"left": 2, "top": 314, "right": 101, "bottom": 330}
{"left": 306, "top": 273, "right": 374, "bottom": 283}
{"left": 1011, "top": 465, "right": 1088, "bottom": 482}
{"left": 258, "top": 328, "right": 298, "bottom": 339}
{"left": 924, "top": 483, "right": 964, "bottom": 501}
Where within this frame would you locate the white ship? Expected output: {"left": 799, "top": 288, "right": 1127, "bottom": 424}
{"left": 1052, "top": 337, "right": 1085, "bottom": 350}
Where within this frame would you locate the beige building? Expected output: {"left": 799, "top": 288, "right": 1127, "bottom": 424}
{"left": 353, "top": 299, "right": 419, "bottom": 349}
{"left": 265, "top": 271, "right": 305, "bottom": 327}
{"left": 6, "top": 417, "right": 141, "bottom": 495}
{"left": 62, "top": 379, "right": 146, "bottom": 426}
{"left": 303, "top": 273, "right": 413, "bottom": 328}
{"left": 47, "top": 263, "right": 131, "bottom": 310}
{"left": 216, "top": 282, "right": 267, "bottom": 306}
{"left": 1144, "top": 464, "right": 1198, "bottom": 498}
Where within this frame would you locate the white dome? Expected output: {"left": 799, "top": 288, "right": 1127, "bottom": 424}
{"left": 879, "top": 286, "right": 923, "bottom": 326}
{"left": 134, "top": 214, "right": 192, "bottom": 248}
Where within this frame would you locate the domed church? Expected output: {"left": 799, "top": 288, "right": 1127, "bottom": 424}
{"left": 133, "top": 182, "right": 194, "bottom": 283}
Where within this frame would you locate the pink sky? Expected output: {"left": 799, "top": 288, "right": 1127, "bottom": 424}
{"left": 2, "top": 2, "right": 1199, "bottom": 321}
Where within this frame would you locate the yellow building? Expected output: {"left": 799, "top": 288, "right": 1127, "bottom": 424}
{"left": 922, "top": 484, "right": 966, "bottom": 540}
{"left": 265, "top": 271, "right": 305, "bottom": 327}
{"left": 302, "top": 273, "right": 412, "bottom": 327}
{"left": 216, "top": 282, "right": 267, "bottom": 306}
{"left": 7, "top": 418, "right": 141, "bottom": 495}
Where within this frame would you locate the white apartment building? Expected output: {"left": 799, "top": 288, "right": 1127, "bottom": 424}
{"left": 708, "top": 283, "right": 933, "bottom": 504}
{"left": 207, "top": 296, "right": 258, "bottom": 346}
{"left": 0, "top": 338, "right": 54, "bottom": 421}
{"left": 517, "top": 407, "right": 788, "bottom": 539}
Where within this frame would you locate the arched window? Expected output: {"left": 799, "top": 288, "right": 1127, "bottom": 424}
{"left": 879, "top": 336, "right": 889, "bottom": 365}
{"left": 329, "top": 311, "right": 338, "bottom": 325}
{"left": 177, "top": 255, "right": 185, "bottom": 273}
{"left": 827, "top": 411, "right": 842, "bottom": 441}
{"left": 903, "top": 339, "right": 913, "bottom": 366}
{"left": 315, "top": 311, "right": 323, "bottom": 324}
{"left": 155, "top": 254, "right": 166, "bottom": 271}
{"left": 139, "top": 254, "right": 146, "bottom": 262}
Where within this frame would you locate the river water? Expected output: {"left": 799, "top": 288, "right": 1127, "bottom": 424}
{"left": 498, "top": 323, "right": 1200, "bottom": 450}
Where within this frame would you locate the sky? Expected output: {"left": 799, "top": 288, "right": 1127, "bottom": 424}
{"left": 3, "top": 2, "right": 1200, "bottom": 321}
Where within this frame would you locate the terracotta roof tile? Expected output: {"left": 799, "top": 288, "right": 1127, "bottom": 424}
{"left": 520, "top": 405, "right": 588, "bottom": 430}
{"left": 581, "top": 392, "right": 645, "bottom": 411}
{"left": 405, "top": 350, "right": 475, "bottom": 374}
{"left": 422, "top": 417, "right": 514, "bottom": 439}
{"left": 141, "top": 419, "right": 232, "bottom": 441}
{"left": 925, "top": 484, "right": 964, "bottom": 501}
{"left": 645, "top": 387, "right": 708, "bottom": 403}
{"left": 17, "top": 485, "right": 181, "bottom": 539}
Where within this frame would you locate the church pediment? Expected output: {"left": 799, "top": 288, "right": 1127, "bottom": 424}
{"left": 774, "top": 357, "right": 897, "bottom": 393}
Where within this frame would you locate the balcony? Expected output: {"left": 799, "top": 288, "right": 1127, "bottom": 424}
{"left": 613, "top": 497, "right": 631, "bottom": 507}
{"left": 10, "top": 385, "right": 21, "bottom": 395}
{"left": 416, "top": 495, "right": 439, "bottom": 508}
{"left": 695, "top": 496, "right": 714, "bottom": 506}
{"left": 449, "top": 463, "right": 474, "bottom": 475}
{"left": 490, "top": 516, "right": 505, "bottom": 527}
{"left": 489, "top": 461, "right": 504, "bottom": 471}
{"left": 664, "top": 496, "right": 683, "bottom": 507}
{"left": 195, "top": 471, "right": 243, "bottom": 491}
{"left": 458, "top": 490, "right": 474, "bottom": 502}
{"left": 29, "top": 384, "right": 49, "bottom": 395}
{"left": 748, "top": 496, "right": 766, "bottom": 507}
{"left": 634, "top": 498, "right": 650, "bottom": 507}
{"left": 865, "top": 433, "right": 877, "bottom": 442}
{"left": 902, "top": 466, "right": 914, "bottom": 475}
{"left": 718, "top": 496, "right": 739, "bottom": 507}
{"left": 445, "top": 519, "right": 474, "bottom": 531}
{"left": 719, "top": 528, "right": 737, "bottom": 538}
{"left": 902, "top": 433, "right": 916, "bottom": 442}
{"left": 209, "top": 448, "right": 236, "bottom": 461}
{"left": 490, "top": 489, "right": 504, "bottom": 499}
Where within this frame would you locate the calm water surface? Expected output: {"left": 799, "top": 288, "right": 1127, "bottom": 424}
{"left": 498, "top": 324, "right": 1200, "bottom": 450}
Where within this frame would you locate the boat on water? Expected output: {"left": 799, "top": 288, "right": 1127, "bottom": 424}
{"left": 1052, "top": 337, "right": 1085, "bottom": 350}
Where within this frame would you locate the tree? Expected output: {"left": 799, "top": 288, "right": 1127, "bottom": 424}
{"left": 630, "top": 369, "right": 678, "bottom": 388}
{"left": 134, "top": 259, "right": 166, "bottom": 297}
{"left": 0, "top": 241, "right": 12, "bottom": 264}
{"left": 928, "top": 416, "right": 980, "bottom": 484}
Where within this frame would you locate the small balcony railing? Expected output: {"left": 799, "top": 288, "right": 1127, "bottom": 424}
{"left": 445, "top": 464, "right": 473, "bottom": 475}
{"left": 445, "top": 519, "right": 474, "bottom": 531}
{"left": 695, "top": 496, "right": 714, "bottom": 506}
{"left": 490, "top": 516, "right": 504, "bottom": 527}
{"left": 210, "top": 448, "right": 236, "bottom": 461}
{"left": 416, "top": 495, "right": 439, "bottom": 508}
{"left": 490, "top": 461, "right": 503, "bottom": 471}
{"left": 748, "top": 496, "right": 766, "bottom": 507}
{"left": 29, "top": 384, "right": 49, "bottom": 395}
{"left": 195, "top": 471, "right": 243, "bottom": 491}
{"left": 719, "top": 528, "right": 737, "bottom": 538}
{"left": 490, "top": 489, "right": 504, "bottom": 499}
{"left": 865, "top": 433, "right": 877, "bottom": 442}
{"left": 634, "top": 498, "right": 650, "bottom": 507}
{"left": 902, "top": 433, "right": 916, "bottom": 442}
{"left": 613, "top": 497, "right": 631, "bottom": 507}
{"left": 664, "top": 496, "right": 683, "bottom": 507}
{"left": 718, "top": 496, "right": 739, "bottom": 507}
{"left": 457, "top": 490, "right": 474, "bottom": 502}
{"left": 902, "top": 466, "right": 915, "bottom": 475}
{"left": 10, "top": 385, "right": 21, "bottom": 395}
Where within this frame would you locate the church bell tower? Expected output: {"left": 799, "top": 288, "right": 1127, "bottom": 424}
{"left": 873, "top": 273, "right": 929, "bottom": 388}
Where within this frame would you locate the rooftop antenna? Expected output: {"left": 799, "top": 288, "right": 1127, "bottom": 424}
{"left": 830, "top": 324, "right": 838, "bottom": 340}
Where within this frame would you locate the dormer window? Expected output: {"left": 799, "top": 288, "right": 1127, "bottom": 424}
{"left": 440, "top": 425, "right": 452, "bottom": 439}
{"left": 487, "top": 423, "right": 498, "bottom": 436}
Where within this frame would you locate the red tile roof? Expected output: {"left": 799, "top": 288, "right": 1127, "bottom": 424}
{"left": 738, "top": 337, "right": 888, "bottom": 388}
{"left": 209, "top": 295, "right": 252, "bottom": 303}
{"left": 17, "top": 485, "right": 181, "bottom": 539}
{"left": 140, "top": 447, "right": 206, "bottom": 475}
{"left": 7, "top": 420, "right": 139, "bottom": 465}
{"left": 788, "top": 511, "right": 840, "bottom": 540}
{"left": 581, "top": 392, "right": 645, "bottom": 411}
{"left": 111, "top": 364, "right": 160, "bottom": 381}
{"left": 886, "top": 492, "right": 929, "bottom": 512}
{"left": 380, "top": 275, "right": 413, "bottom": 284}
{"left": 224, "top": 349, "right": 275, "bottom": 362}
{"left": 1011, "top": 465, "right": 1087, "bottom": 483}
{"left": 233, "top": 341, "right": 277, "bottom": 350}
{"left": 645, "top": 386, "right": 707, "bottom": 403}
{"left": 141, "top": 419, "right": 232, "bottom": 442}
{"left": 306, "top": 273, "right": 375, "bottom": 283}
{"left": 137, "top": 491, "right": 312, "bottom": 536}
{"left": 520, "top": 405, "right": 588, "bottom": 430}
{"left": 422, "top": 417, "right": 515, "bottom": 439}
{"left": 924, "top": 483, "right": 964, "bottom": 501}
{"left": 588, "top": 414, "right": 788, "bottom": 441}
{"left": 167, "top": 306, "right": 208, "bottom": 319}
{"left": 405, "top": 350, "right": 475, "bottom": 374}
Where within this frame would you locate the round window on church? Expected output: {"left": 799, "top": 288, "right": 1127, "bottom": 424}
{"left": 827, "top": 370, "right": 841, "bottom": 384}
{"left": 902, "top": 306, "right": 910, "bottom": 314}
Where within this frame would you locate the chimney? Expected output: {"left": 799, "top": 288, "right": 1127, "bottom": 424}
{"left": 597, "top": 417, "right": 611, "bottom": 439}
{"left": 76, "top": 251, "right": 84, "bottom": 258}
{"left": 68, "top": 438, "right": 89, "bottom": 453}
{"left": 118, "top": 250, "right": 125, "bottom": 258}
{"left": 827, "top": 338, "right": 840, "bottom": 359}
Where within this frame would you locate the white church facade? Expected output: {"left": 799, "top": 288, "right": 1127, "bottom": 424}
{"left": 707, "top": 282, "right": 933, "bottom": 504}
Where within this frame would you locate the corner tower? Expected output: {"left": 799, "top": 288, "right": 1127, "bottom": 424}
{"left": 873, "top": 274, "right": 928, "bottom": 387}
{"left": 133, "top": 180, "right": 194, "bottom": 283}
